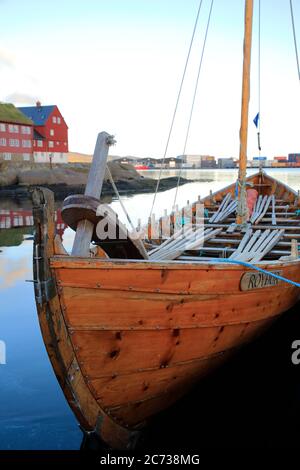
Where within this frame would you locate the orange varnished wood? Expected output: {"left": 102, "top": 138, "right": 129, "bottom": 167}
{"left": 91, "top": 351, "right": 230, "bottom": 408}
{"left": 69, "top": 318, "right": 274, "bottom": 379}
{"left": 32, "top": 174, "right": 300, "bottom": 450}
{"left": 61, "top": 285, "right": 298, "bottom": 330}
{"left": 53, "top": 261, "right": 300, "bottom": 295}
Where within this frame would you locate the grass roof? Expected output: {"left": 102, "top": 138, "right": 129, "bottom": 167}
{"left": 0, "top": 103, "right": 33, "bottom": 125}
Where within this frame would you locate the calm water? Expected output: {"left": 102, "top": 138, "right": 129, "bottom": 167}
{"left": 0, "top": 168, "right": 300, "bottom": 450}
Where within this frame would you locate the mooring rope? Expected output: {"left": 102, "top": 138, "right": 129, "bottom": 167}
{"left": 211, "top": 258, "right": 300, "bottom": 288}
{"left": 290, "top": 0, "right": 300, "bottom": 82}
{"left": 149, "top": 0, "right": 204, "bottom": 219}
{"left": 173, "top": 0, "right": 215, "bottom": 210}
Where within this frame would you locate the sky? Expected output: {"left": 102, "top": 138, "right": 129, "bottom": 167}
{"left": 0, "top": 0, "right": 299, "bottom": 159}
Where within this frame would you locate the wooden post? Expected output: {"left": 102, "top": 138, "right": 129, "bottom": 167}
{"left": 236, "top": 0, "right": 254, "bottom": 225}
{"left": 71, "top": 132, "right": 115, "bottom": 256}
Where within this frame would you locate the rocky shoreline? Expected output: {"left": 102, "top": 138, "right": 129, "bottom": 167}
{"left": 0, "top": 161, "right": 211, "bottom": 200}
{"left": 0, "top": 176, "right": 192, "bottom": 200}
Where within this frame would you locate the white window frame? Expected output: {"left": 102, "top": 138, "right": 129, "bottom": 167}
{"left": 57, "top": 117, "right": 61, "bottom": 124}
{"left": 8, "top": 124, "right": 19, "bottom": 133}
{"left": 52, "top": 116, "right": 57, "bottom": 124}
{"left": 48, "top": 141, "right": 54, "bottom": 148}
{"left": 3, "top": 153, "right": 11, "bottom": 160}
{"left": 23, "top": 153, "right": 30, "bottom": 161}
{"left": 21, "top": 126, "right": 31, "bottom": 135}
{"left": 9, "top": 139, "right": 19, "bottom": 147}
{"left": 37, "top": 140, "right": 43, "bottom": 148}
{"left": 50, "top": 129, "right": 54, "bottom": 136}
{"left": 0, "top": 123, "right": 6, "bottom": 132}
{"left": 0, "top": 138, "right": 6, "bottom": 146}
{"left": 22, "top": 140, "right": 32, "bottom": 148}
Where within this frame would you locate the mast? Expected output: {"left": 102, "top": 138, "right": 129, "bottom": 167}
{"left": 236, "top": 0, "right": 254, "bottom": 225}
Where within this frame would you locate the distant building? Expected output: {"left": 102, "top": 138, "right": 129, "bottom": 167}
{"left": 0, "top": 103, "right": 34, "bottom": 162}
{"left": 178, "top": 154, "right": 216, "bottom": 169}
{"left": 218, "top": 157, "right": 236, "bottom": 169}
{"left": 288, "top": 153, "right": 300, "bottom": 163}
{"left": 18, "top": 102, "right": 68, "bottom": 164}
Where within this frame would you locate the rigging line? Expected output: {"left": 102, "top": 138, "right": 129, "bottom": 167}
{"left": 173, "top": 0, "right": 214, "bottom": 209}
{"left": 290, "top": 0, "right": 300, "bottom": 81}
{"left": 106, "top": 165, "right": 136, "bottom": 234}
{"left": 149, "top": 0, "right": 204, "bottom": 219}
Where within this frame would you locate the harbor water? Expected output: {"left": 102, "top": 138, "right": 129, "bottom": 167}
{"left": 0, "top": 168, "right": 300, "bottom": 450}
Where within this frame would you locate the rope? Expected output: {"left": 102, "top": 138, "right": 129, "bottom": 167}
{"left": 149, "top": 0, "right": 204, "bottom": 219}
{"left": 210, "top": 258, "right": 300, "bottom": 288}
{"left": 173, "top": 0, "right": 215, "bottom": 209}
{"left": 290, "top": 0, "right": 300, "bottom": 81}
{"left": 106, "top": 165, "right": 137, "bottom": 234}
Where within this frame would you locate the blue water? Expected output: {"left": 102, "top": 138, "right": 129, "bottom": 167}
{"left": 0, "top": 168, "right": 300, "bottom": 450}
{"left": 0, "top": 242, "right": 82, "bottom": 449}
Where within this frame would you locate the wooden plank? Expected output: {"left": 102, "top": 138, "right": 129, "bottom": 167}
{"left": 272, "top": 195, "right": 277, "bottom": 225}
{"left": 234, "top": 230, "right": 263, "bottom": 261}
{"left": 153, "top": 229, "right": 222, "bottom": 261}
{"left": 71, "top": 317, "right": 285, "bottom": 380}
{"left": 254, "top": 195, "right": 272, "bottom": 225}
{"left": 229, "top": 228, "right": 253, "bottom": 259}
{"left": 61, "top": 285, "right": 296, "bottom": 332}
{"left": 209, "top": 193, "right": 231, "bottom": 222}
{"left": 72, "top": 132, "right": 114, "bottom": 256}
{"left": 91, "top": 354, "right": 227, "bottom": 407}
{"left": 251, "top": 229, "right": 285, "bottom": 262}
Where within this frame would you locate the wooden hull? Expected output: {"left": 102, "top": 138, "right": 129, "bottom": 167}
{"left": 31, "top": 176, "right": 300, "bottom": 449}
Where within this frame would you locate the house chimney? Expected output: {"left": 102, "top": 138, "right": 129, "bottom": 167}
{"left": 36, "top": 100, "right": 41, "bottom": 107}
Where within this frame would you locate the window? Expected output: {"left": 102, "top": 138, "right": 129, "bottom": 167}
{"left": 48, "top": 141, "right": 54, "bottom": 148}
{"left": 57, "top": 117, "right": 61, "bottom": 124}
{"left": 0, "top": 138, "right": 6, "bottom": 146}
{"left": 8, "top": 124, "right": 19, "bottom": 133}
{"left": 52, "top": 116, "right": 57, "bottom": 124}
{"left": 23, "top": 153, "right": 30, "bottom": 161}
{"left": 9, "top": 139, "right": 19, "bottom": 147}
{"left": 21, "top": 126, "right": 31, "bottom": 135}
{"left": 50, "top": 129, "right": 54, "bottom": 136}
{"left": 22, "top": 140, "right": 32, "bottom": 148}
{"left": 3, "top": 153, "right": 11, "bottom": 160}
{"left": 0, "top": 123, "right": 5, "bottom": 132}
{"left": 56, "top": 141, "right": 59, "bottom": 145}
{"left": 64, "top": 142, "right": 67, "bottom": 146}
{"left": 37, "top": 140, "right": 43, "bottom": 148}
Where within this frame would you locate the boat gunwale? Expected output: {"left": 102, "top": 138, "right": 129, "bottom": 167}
{"left": 200, "top": 170, "right": 298, "bottom": 203}
{"left": 50, "top": 254, "right": 300, "bottom": 270}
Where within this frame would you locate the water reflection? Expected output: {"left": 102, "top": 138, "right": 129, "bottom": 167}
{"left": 0, "top": 207, "right": 66, "bottom": 246}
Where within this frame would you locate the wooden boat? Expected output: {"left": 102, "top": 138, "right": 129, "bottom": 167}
{"left": 31, "top": 0, "right": 300, "bottom": 450}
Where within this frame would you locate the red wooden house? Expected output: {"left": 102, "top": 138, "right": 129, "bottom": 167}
{"left": 18, "top": 102, "right": 69, "bottom": 164}
{"left": 0, "top": 103, "right": 34, "bottom": 162}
